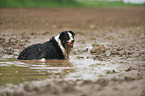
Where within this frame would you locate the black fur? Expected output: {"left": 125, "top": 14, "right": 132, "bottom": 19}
{"left": 17, "top": 31, "right": 75, "bottom": 60}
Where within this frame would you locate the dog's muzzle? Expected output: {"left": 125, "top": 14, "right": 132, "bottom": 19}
{"left": 67, "top": 40, "right": 74, "bottom": 48}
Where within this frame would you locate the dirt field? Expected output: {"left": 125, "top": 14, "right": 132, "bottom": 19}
{"left": 0, "top": 7, "right": 145, "bottom": 96}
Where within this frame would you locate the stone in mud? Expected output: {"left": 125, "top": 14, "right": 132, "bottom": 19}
{"left": 90, "top": 44, "right": 106, "bottom": 54}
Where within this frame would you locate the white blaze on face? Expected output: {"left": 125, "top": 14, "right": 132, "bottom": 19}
{"left": 68, "top": 32, "right": 74, "bottom": 43}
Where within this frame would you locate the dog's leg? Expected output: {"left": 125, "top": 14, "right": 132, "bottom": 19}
{"left": 40, "top": 58, "right": 46, "bottom": 61}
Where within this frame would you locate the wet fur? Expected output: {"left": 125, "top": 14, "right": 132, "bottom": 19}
{"left": 17, "top": 31, "right": 75, "bottom": 60}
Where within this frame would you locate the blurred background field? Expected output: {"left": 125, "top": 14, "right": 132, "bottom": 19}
{"left": 0, "top": 0, "right": 145, "bottom": 8}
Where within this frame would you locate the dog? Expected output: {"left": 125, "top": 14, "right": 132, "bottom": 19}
{"left": 17, "top": 31, "right": 75, "bottom": 60}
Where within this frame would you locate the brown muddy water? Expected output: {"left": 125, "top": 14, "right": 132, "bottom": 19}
{"left": 0, "top": 58, "right": 72, "bottom": 86}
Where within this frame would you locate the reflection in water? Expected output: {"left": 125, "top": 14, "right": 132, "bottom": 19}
{"left": 0, "top": 58, "right": 73, "bottom": 86}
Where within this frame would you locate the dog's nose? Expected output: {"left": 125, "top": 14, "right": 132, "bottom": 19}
{"left": 71, "top": 40, "right": 75, "bottom": 43}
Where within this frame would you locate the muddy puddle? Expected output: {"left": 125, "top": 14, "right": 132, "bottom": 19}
{"left": 0, "top": 43, "right": 138, "bottom": 86}
{"left": 0, "top": 58, "right": 73, "bottom": 86}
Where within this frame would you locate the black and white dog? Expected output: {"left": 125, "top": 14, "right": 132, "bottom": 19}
{"left": 17, "top": 31, "right": 75, "bottom": 60}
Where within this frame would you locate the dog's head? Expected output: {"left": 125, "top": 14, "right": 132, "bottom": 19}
{"left": 59, "top": 31, "right": 75, "bottom": 48}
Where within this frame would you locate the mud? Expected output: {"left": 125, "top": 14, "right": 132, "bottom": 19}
{"left": 0, "top": 7, "right": 145, "bottom": 96}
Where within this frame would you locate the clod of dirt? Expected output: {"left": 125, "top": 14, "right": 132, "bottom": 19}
{"left": 90, "top": 44, "right": 106, "bottom": 54}
{"left": 42, "top": 31, "right": 50, "bottom": 35}
{"left": 95, "top": 79, "right": 109, "bottom": 86}
{"left": 104, "top": 36, "right": 119, "bottom": 40}
{"left": 76, "top": 56, "right": 84, "bottom": 59}
{"left": 0, "top": 37, "right": 5, "bottom": 44}
{"left": 106, "top": 69, "right": 117, "bottom": 74}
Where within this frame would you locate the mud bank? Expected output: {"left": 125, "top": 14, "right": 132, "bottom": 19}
{"left": 0, "top": 7, "right": 145, "bottom": 96}
{"left": 0, "top": 78, "right": 145, "bottom": 96}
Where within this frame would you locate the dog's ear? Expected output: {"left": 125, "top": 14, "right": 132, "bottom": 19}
{"left": 59, "top": 32, "right": 65, "bottom": 39}
{"left": 59, "top": 32, "right": 64, "bottom": 36}
{"left": 69, "top": 31, "right": 75, "bottom": 36}
{"left": 59, "top": 32, "right": 68, "bottom": 41}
